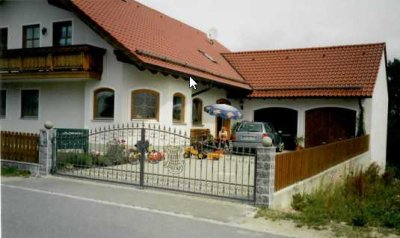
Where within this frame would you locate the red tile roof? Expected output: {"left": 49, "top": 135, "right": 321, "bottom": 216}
{"left": 57, "top": 0, "right": 250, "bottom": 90}
{"left": 223, "top": 43, "right": 385, "bottom": 97}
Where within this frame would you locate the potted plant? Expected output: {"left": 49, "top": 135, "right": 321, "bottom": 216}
{"left": 295, "top": 136, "right": 304, "bottom": 151}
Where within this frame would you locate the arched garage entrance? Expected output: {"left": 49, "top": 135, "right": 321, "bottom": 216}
{"left": 305, "top": 107, "right": 356, "bottom": 147}
{"left": 254, "top": 108, "right": 298, "bottom": 150}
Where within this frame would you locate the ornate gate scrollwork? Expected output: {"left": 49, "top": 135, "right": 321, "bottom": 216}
{"left": 163, "top": 146, "right": 185, "bottom": 174}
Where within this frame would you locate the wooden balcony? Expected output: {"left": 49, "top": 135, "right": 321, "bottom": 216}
{"left": 0, "top": 45, "right": 106, "bottom": 81}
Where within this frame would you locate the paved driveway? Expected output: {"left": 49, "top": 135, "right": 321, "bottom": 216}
{"left": 1, "top": 177, "right": 286, "bottom": 238}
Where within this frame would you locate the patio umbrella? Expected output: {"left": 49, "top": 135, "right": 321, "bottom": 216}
{"left": 204, "top": 104, "right": 243, "bottom": 120}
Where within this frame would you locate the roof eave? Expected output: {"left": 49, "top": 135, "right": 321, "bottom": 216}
{"left": 48, "top": 0, "right": 251, "bottom": 91}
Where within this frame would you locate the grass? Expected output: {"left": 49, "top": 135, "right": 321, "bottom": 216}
{"left": 1, "top": 166, "right": 31, "bottom": 177}
{"left": 256, "top": 163, "right": 400, "bottom": 237}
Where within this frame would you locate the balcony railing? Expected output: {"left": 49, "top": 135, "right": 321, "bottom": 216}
{"left": 0, "top": 45, "right": 106, "bottom": 80}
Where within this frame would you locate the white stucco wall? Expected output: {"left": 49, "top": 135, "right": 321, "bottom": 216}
{"left": 368, "top": 54, "right": 389, "bottom": 168}
{"left": 0, "top": 0, "right": 107, "bottom": 50}
{"left": 1, "top": 0, "right": 231, "bottom": 134}
{"left": 84, "top": 62, "right": 197, "bottom": 134}
{"left": 0, "top": 82, "right": 85, "bottom": 133}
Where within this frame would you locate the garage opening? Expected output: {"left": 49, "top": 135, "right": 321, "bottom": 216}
{"left": 254, "top": 108, "right": 298, "bottom": 150}
{"left": 305, "top": 107, "right": 356, "bottom": 148}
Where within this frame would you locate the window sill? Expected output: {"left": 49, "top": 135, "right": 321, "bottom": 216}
{"left": 131, "top": 119, "right": 159, "bottom": 123}
{"left": 20, "top": 117, "right": 38, "bottom": 120}
{"left": 173, "top": 122, "right": 187, "bottom": 126}
{"left": 192, "top": 124, "right": 204, "bottom": 127}
{"left": 92, "top": 118, "right": 114, "bottom": 122}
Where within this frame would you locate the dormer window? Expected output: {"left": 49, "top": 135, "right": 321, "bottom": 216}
{"left": 198, "top": 49, "right": 217, "bottom": 64}
{"left": 53, "top": 21, "right": 72, "bottom": 46}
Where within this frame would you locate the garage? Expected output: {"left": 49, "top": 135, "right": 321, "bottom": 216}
{"left": 254, "top": 108, "right": 298, "bottom": 150}
{"left": 305, "top": 107, "right": 356, "bottom": 147}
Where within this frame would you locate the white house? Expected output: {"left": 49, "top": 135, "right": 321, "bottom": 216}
{"left": 0, "top": 0, "right": 388, "bottom": 167}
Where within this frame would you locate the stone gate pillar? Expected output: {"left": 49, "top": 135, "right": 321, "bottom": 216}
{"left": 255, "top": 146, "right": 276, "bottom": 207}
{"left": 39, "top": 121, "right": 55, "bottom": 176}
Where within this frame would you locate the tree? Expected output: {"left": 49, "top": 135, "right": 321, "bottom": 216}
{"left": 387, "top": 58, "right": 400, "bottom": 168}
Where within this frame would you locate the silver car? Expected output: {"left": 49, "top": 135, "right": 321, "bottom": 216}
{"left": 231, "top": 122, "right": 284, "bottom": 153}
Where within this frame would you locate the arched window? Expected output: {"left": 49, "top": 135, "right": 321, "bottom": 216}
{"left": 173, "top": 93, "right": 185, "bottom": 123}
{"left": 131, "top": 89, "right": 159, "bottom": 120}
{"left": 192, "top": 98, "right": 203, "bottom": 125}
{"left": 93, "top": 88, "right": 114, "bottom": 119}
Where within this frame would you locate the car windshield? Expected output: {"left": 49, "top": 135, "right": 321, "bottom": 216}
{"left": 238, "top": 123, "right": 263, "bottom": 132}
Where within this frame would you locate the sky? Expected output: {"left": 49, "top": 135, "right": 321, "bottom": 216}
{"left": 138, "top": 0, "right": 400, "bottom": 61}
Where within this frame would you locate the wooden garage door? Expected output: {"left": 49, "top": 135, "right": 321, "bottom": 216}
{"left": 305, "top": 107, "right": 356, "bottom": 148}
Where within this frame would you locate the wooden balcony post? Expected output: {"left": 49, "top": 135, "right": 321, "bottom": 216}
{"left": 47, "top": 53, "right": 54, "bottom": 71}
{"left": 82, "top": 51, "right": 89, "bottom": 71}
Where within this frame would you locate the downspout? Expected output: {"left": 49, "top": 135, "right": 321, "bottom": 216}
{"left": 357, "top": 98, "right": 366, "bottom": 137}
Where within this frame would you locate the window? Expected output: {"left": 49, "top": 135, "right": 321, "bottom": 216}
{"left": 131, "top": 90, "right": 159, "bottom": 120}
{"left": 173, "top": 93, "right": 185, "bottom": 123}
{"left": 0, "top": 28, "right": 7, "bottom": 50}
{"left": 23, "top": 24, "right": 40, "bottom": 48}
{"left": 21, "top": 90, "right": 39, "bottom": 118}
{"left": 53, "top": 21, "right": 72, "bottom": 46}
{"left": 192, "top": 98, "right": 203, "bottom": 125}
{"left": 0, "top": 90, "right": 6, "bottom": 118}
{"left": 93, "top": 88, "right": 114, "bottom": 119}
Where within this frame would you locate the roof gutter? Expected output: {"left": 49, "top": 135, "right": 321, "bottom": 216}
{"left": 135, "top": 49, "right": 245, "bottom": 84}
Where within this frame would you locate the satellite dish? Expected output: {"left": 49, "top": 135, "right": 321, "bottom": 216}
{"left": 207, "top": 27, "right": 218, "bottom": 44}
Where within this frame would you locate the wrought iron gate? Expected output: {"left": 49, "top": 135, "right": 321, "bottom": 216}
{"left": 55, "top": 123, "right": 255, "bottom": 201}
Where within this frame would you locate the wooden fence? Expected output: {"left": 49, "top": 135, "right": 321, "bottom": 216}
{"left": 1, "top": 131, "right": 39, "bottom": 163}
{"left": 275, "top": 135, "right": 369, "bottom": 191}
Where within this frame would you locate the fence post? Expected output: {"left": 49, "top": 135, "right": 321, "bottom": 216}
{"left": 39, "top": 121, "right": 55, "bottom": 176}
{"left": 255, "top": 146, "right": 276, "bottom": 207}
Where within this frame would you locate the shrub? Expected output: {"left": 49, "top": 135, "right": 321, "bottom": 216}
{"left": 1, "top": 166, "right": 30, "bottom": 177}
{"left": 104, "top": 139, "right": 129, "bottom": 165}
{"left": 291, "top": 193, "right": 308, "bottom": 211}
{"left": 287, "top": 163, "right": 400, "bottom": 231}
{"left": 92, "top": 155, "right": 112, "bottom": 167}
{"left": 57, "top": 152, "right": 92, "bottom": 169}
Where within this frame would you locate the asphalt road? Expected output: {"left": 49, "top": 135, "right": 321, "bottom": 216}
{"left": 1, "top": 185, "right": 283, "bottom": 238}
